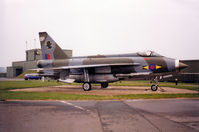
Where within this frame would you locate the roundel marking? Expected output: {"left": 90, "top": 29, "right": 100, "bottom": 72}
{"left": 149, "top": 64, "right": 156, "bottom": 71}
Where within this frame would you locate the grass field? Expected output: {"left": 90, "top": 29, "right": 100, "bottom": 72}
{"left": 0, "top": 80, "right": 198, "bottom": 100}
{"left": 112, "top": 81, "right": 199, "bottom": 91}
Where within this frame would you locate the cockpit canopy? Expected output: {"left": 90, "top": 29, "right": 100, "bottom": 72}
{"left": 137, "top": 50, "right": 163, "bottom": 57}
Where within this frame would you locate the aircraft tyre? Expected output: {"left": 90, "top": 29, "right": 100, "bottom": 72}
{"left": 101, "top": 83, "right": 109, "bottom": 88}
{"left": 151, "top": 84, "right": 158, "bottom": 91}
{"left": 83, "top": 83, "right": 92, "bottom": 91}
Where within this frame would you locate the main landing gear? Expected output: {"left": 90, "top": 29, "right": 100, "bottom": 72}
{"left": 82, "top": 69, "right": 93, "bottom": 91}
{"left": 82, "top": 69, "right": 110, "bottom": 91}
{"left": 82, "top": 82, "right": 109, "bottom": 91}
{"left": 82, "top": 82, "right": 92, "bottom": 91}
{"left": 101, "top": 82, "right": 109, "bottom": 88}
{"left": 151, "top": 76, "right": 159, "bottom": 91}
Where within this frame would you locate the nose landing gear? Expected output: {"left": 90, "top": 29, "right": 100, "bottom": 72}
{"left": 151, "top": 76, "right": 159, "bottom": 91}
{"left": 151, "top": 84, "right": 158, "bottom": 91}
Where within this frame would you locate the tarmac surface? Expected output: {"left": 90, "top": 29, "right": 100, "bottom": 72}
{"left": 0, "top": 99, "right": 199, "bottom": 132}
{"left": 0, "top": 77, "right": 23, "bottom": 81}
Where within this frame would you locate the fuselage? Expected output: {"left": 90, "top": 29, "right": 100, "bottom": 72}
{"left": 37, "top": 32, "right": 188, "bottom": 91}
{"left": 37, "top": 51, "right": 182, "bottom": 83}
{"left": 38, "top": 56, "right": 176, "bottom": 73}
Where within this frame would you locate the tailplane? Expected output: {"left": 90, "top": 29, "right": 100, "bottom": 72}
{"left": 39, "top": 32, "right": 69, "bottom": 60}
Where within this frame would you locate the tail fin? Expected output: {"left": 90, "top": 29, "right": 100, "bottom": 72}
{"left": 39, "top": 32, "right": 69, "bottom": 60}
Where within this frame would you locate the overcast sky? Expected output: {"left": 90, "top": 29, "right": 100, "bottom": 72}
{"left": 1, "top": 0, "right": 199, "bottom": 67}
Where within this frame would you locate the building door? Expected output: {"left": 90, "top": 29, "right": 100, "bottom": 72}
{"left": 16, "top": 68, "right": 23, "bottom": 76}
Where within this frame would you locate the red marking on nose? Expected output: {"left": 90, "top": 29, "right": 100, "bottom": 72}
{"left": 144, "top": 58, "right": 151, "bottom": 60}
{"left": 104, "top": 76, "right": 109, "bottom": 80}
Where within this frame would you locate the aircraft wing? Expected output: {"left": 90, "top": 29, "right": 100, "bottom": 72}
{"left": 34, "top": 63, "right": 140, "bottom": 71}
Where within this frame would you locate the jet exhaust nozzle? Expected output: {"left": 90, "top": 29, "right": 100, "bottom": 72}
{"left": 37, "top": 60, "right": 52, "bottom": 68}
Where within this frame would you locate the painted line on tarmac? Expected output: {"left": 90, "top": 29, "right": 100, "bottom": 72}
{"left": 59, "top": 101, "right": 89, "bottom": 111}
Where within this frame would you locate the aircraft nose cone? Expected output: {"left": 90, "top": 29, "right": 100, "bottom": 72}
{"left": 175, "top": 60, "right": 188, "bottom": 71}
{"left": 179, "top": 62, "right": 188, "bottom": 70}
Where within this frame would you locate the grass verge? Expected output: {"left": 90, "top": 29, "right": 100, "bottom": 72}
{"left": 0, "top": 91, "right": 198, "bottom": 100}
{"left": 0, "top": 80, "right": 198, "bottom": 100}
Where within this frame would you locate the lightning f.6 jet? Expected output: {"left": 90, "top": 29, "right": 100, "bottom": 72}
{"left": 36, "top": 32, "right": 188, "bottom": 91}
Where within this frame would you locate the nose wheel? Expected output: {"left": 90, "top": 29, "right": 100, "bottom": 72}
{"left": 150, "top": 76, "right": 159, "bottom": 91}
{"left": 151, "top": 84, "right": 158, "bottom": 91}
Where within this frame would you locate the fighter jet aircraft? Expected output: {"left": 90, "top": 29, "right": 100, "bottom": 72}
{"left": 36, "top": 32, "right": 188, "bottom": 91}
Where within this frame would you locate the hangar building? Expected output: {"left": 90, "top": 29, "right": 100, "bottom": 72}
{"left": 7, "top": 49, "right": 72, "bottom": 78}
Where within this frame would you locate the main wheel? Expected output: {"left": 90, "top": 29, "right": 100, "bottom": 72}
{"left": 101, "top": 83, "right": 109, "bottom": 88}
{"left": 83, "top": 83, "right": 92, "bottom": 91}
{"left": 151, "top": 84, "right": 158, "bottom": 91}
